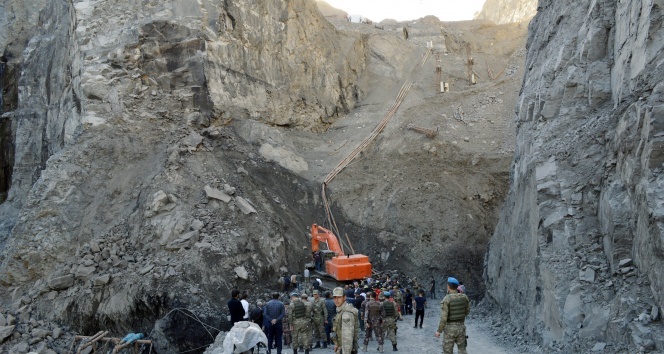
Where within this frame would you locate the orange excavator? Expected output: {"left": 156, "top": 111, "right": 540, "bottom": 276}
{"left": 309, "top": 223, "right": 372, "bottom": 281}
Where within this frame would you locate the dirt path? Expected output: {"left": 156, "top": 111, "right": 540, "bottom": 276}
{"left": 300, "top": 298, "right": 513, "bottom": 354}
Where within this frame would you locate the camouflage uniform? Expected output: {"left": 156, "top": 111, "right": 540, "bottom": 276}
{"left": 360, "top": 297, "right": 370, "bottom": 339}
{"left": 382, "top": 300, "right": 398, "bottom": 347}
{"left": 363, "top": 299, "right": 385, "bottom": 347}
{"left": 392, "top": 288, "right": 403, "bottom": 317}
{"left": 333, "top": 301, "right": 359, "bottom": 354}
{"left": 311, "top": 296, "right": 328, "bottom": 345}
{"left": 283, "top": 305, "right": 292, "bottom": 347}
{"left": 289, "top": 299, "right": 313, "bottom": 351}
{"left": 437, "top": 290, "right": 470, "bottom": 354}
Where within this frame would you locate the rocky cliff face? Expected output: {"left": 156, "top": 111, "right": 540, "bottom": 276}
{"left": 0, "top": 0, "right": 82, "bottom": 239}
{"left": 0, "top": 0, "right": 370, "bottom": 350}
{"left": 485, "top": 0, "right": 664, "bottom": 351}
{"left": 0, "top": 0, "right": 368, "bottom": 234}
{"left": 475, "top": 0, "right": 537, "bottom": 24}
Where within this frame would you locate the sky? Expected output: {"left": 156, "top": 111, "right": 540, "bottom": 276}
{"left": 323, "top": 0, "right": 486, "bottom": 22}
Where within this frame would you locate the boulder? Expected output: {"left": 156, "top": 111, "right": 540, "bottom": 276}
{"left": 191, "top": 219, "right": 204, "bottom": 231}
{"left": 139, "top": 264, "right": 155, "bottom": 275}
{"left": 52, "top": 326, "right": 61, "bottom": 339}
{"left": 204, "top": 186, "right": 232, "bottom": 203}
{"left": 618, "top": 258, "right": 633, "bottom": 268}
{"left": 182, "top": 131, "right": 203, "bottom": 151}
{"left": 89, "top": 241, "right": 100, "bottom": 253}
{"left": 93, "top": 274, "right": 111, "bottom": 287}
{"left": 165, "top": 231, "right": 199, "bottom": 250}
{"left": 234, "top": 266, "right": 249, "bottom": 280}
{"left": 258, "top": 143, "right": 308, "bottom": 173}
{"left": 0, "top": 325, "right": 15, "bottom": 343}
{"left": 47, "top": 274, "right": 75, "bottom": 290}
{"left": 652, "top": 305, "right": 660, "bottom": 321}
{"left": 579, "top": 268, "right": 595, "bottom": 282}
{"left": 30, "top": 328, "right": 49, "bottom": 338}
{"left": 223, "top": 184, "right": 236, "bottom": 195}
{"left": 591, "top": 342, "right": 606, "bottom": 351}
{"left": 235, "top": 197, "right": 257, "bottom": 215}
{"left": 10, "top": 341, "right": 29, "bottom": 353}
{"left": 75, "top": 266, "right": 96, "bottom": 280}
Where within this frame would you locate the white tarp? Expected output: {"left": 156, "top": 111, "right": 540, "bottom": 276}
{"left": 204, "top": 321, "right": 267, "bottom": 354}
{"left": 349, "top": 14, "right": 363, "bottom": 23}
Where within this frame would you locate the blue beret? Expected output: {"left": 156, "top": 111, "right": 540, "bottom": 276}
{"left": 447, "top": 277, "right": 459, "bottom": 285}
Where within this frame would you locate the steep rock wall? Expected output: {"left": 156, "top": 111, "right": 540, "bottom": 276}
{"left": 485, "top": 0, "right": 664, "bottom": 351}
{"left": 0, "top": 0, "right": 82, "bottom": 242}
{"left": 74, "top": 0, "right": 366, "bottom": 130}
{"left": 475, "top": 0, "right": 537, "bottom": 24}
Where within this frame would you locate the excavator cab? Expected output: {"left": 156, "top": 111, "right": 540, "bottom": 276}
{"left": 310, "top": 224, "right": 372, "bottom": 281}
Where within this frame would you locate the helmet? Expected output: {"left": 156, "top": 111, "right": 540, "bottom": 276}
{"left": 313, "top": 290, "right": 319, "bottom": 295}
{"left": 332, "top": 287, "right": 345, "bottom": 297}
{"left": 301, "top": 293, "right": 308, "bottom": 298}
{"left": 447, "top": 277, "right": 460, "bottom": 286}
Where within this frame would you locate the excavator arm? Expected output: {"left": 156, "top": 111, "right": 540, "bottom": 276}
{"left": 310, "top": 224, "right": 345, "bottom": 256}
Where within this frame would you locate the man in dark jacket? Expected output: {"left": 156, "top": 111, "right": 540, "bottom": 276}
{"left": 228, "top": 289, "right": 245, "bottom": 326}
{"left": 264, "top": 292, "right": 286, "bottom": 354}
{"left": 250, "top": 301, "right": 265, "bottom": 328}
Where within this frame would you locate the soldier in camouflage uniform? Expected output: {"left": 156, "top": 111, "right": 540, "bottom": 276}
{"left": 435, "top": 277, "right": 470, "bottom": 354}
{"left": 363, "top": 292, "right": 385, "bottom": 352}
{"left": 283, "top": 300, "right": 292, "bottom": 348}
{"left": 332, "top": 287, "right": 359, "bottom": 354}
{"left": 360, "top": 291, "right": 371, "bottom": 340}
{"left": 311, "top": 290, "right": 329, "bottom": 348}
{"left": 382, "top": 291, "right": 399, "bottom": 351}
{"left": 288, "top": 293, "right": 312, "bottom": 354}
{"left": 392, "top": 286, "right": 403, "bottom": 320}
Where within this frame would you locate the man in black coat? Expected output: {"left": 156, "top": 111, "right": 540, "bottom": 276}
{"left": 228, "top": 289, "right": 245, "bottom": 325}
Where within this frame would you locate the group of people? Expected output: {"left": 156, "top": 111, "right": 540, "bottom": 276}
{"left": 228, "top": 275, "right": 470, "bottom": 354}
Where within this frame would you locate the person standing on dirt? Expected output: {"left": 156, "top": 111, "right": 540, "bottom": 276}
{"left": 250, "top": 300, "right": 265, "bottom": 328}
{"left": 429, "top": 276, "right": 436, "bottom": 299}
{"left": 241, "top": 292, "right": 250, "bottom": 321}
{"left": 311, "top": 290, "right": 328, "bottom": 349}
{"left": 314, "top": 251, "right": 322, "bottom": 271}
{"left": 228, "top": 289, "right": 245, "bottom": 326}
{"left": 304, "top": 268, "right": 311, "bottom": 293}
{"left": 413, "top": 289, "right": 427, "bottom": 328}
{"left": 392, "top": 286, "right": 403, "bottom": 320}
{"left": 363, "top": 292, "right": 385, "bottom": 352}
{"left": 283, "top": 273, "right": 291, "bottom": 293}
{"left": 360, "top": 291, "right": 372, "bottom": 340}
{"left": 404, "top": 289, "right": 413, "bottom": 315}
{"left": 353, "top": 292, "right": 365, "bottom": 331}
{"left": 435, "top": 277, "right": 470, "bottom": 354}
{"left": 291, "top": 274, "right": 298, "bottom": 291}
{"left": 264, "top": 293, "right": 286, "bottom": 354}
{"left": 382, "top": 292, "right": 400, "bottom": 351}
{"left": 331, "top": 287, "right": 359, "bottom": 354}
{"left": 288, "top": 292, "right": 312, "bottom": 354}
{"left": 324, "top": 291, "right": 337, "bottom": 347}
